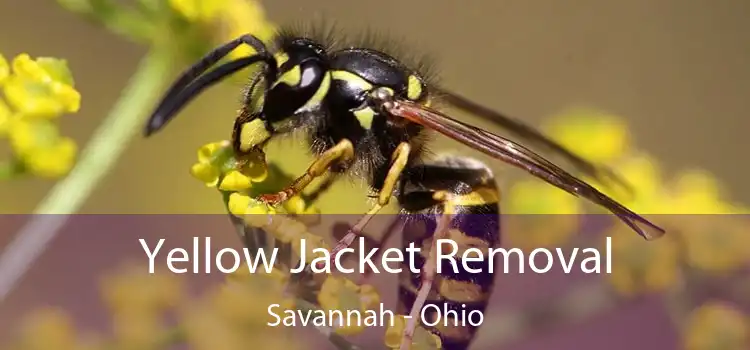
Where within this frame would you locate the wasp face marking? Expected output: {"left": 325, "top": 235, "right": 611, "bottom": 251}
{"left": 274, "top": 52, "right": 290, "bottom": 67}
{"left": 329, "top": 70, "right": 375, "bottom": 129}
{"left": 327, "top": 49, "right": 428, "bottom": 133}
{"left": 263, "top": 40, "right": 330, "bottom": 124}
{"left": 238, "top": 118, "right": 271, "bottom": 152}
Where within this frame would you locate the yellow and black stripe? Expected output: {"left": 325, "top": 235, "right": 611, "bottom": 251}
{"left": 397, "top": 155, "right": 501, "bottom": 350}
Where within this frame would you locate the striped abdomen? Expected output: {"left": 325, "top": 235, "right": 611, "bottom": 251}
{"left": 397, "top": 156, "right": 501, "bottom": 349}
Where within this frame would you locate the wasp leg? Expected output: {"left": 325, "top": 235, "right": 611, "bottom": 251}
{"left": 321, "top": 142, "right": 412, "bottom": 267}
{"left": 400, "top": 192, "right": 456, "bottom": 350}
{"left": 258, "top": 139, "right": 355, "bottom": 205}
{"left": 301, "top": 171, "right": 341, "bottom": 207}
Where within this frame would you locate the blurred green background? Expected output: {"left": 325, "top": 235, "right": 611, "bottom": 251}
{"left": 1, "top": 0, "right": 748, "bottom": 215}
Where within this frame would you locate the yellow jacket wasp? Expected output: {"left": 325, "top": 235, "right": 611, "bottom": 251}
{"left": 144, "top": 24, "right": 665, "bottom": 350}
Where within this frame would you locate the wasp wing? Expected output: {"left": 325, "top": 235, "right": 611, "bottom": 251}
{"left": 385, "top": 98, "right": 665, "bottom": 240}
{"left": 434, "top": 88, "right": 633, "bottom": 196}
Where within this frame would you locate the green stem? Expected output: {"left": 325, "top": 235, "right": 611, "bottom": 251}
{"left": 0, "top": 49, "right": 174, "bottom": 302}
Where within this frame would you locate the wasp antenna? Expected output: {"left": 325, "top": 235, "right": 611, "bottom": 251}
{"left": 144, "top": 35, "right": 275, "bottom": 136}
{"left": 621, "top": 213, "right": 666, "bottom": 240}
{"left": 145, "top": 56, "right": 272, "bottom": 136}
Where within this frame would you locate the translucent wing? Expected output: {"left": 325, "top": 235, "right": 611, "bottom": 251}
{"left": 384, "top": 98, "right": 665, "bottom": 240}
{"left": 435, "top": 88, "right": 633, "bottom": 196}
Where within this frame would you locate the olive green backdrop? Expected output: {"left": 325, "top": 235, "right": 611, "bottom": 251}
{"left": 1, "top": 0, "right": 748, "bottom": 213}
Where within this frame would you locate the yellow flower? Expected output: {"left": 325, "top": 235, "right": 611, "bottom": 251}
{"left": 385, "top": 315, "right": 442, "bottom": 350}
{"left": 606, "top": 153, "right": 665, "bottom": 211}
{"left": 0, "top": 98, "right": 11, "bottom": 135}
{"left": 283, "top": 195, "right": 307, "bottom": 214}
{"left": 291, "top": 232, "right": 330, "bottom": 266}
{"left": 279, "top": 194, "right": 322, "bottom": 228}
{"left": 183, "top": 281, "right": 300, "bottom": 350}
{"left": 228, "top": 266, "right": 290, "bottom": 289}
{"left": 543, "top": 107, "right": 631, "bottom": 164}
{"left": 504, "top": 179, "right": 581, "bottom": 249}
{"left": 190, "top": 141, "right": 321, "bottom": 241}
{"left": 236, "top": 148, "right": 269, "bottom": 182}
{"left": 182, "top": 305, "right": 248, "bottom": 350}
{"left": 99, "top": 265, "right": 186, "bottom": 349}
{"left": 208, "top": 279, "right": 293, "bottom": 327}
{"left": 190, "top": 140, "right": 267, "bottom": 190}
{"left": 639, "top": 168, "right": 750, "bottom": 273}
{"left": 3, "top": 54, "right": 80, "bottom": 118}
{"left": 227, "top": 192, "right": 276, "bottom": 217}
{"left": 227, "top": 192, "right": 252, "bottom": 215}
{"left": 684, "top": 301, "right": 747, "bottom": 350}
{"left": 23, "top": 137, "right": 77, "bottom": 178}
{"left": 182, "top": 298, "right": 300, "bottom": 350}
{"left": 267, "top": 215, "right": 308, "bottom": 243}
{"left": 667, "top": 169, "right": 731, "bottom": 214}
{"left": 197, "top": 140, "right": 229, "bottom": 163}
{"left": 190, "top": 141, "right": 230, "bottom": 187}
{"left": 227, "top": 193, "right": 314, "bottom": 242}
{"left": 191, "top": 162, "right": 221, "bottom": 186}
{"left": 678, "top": 215, "right": 750, "bottom": 273}
{"left": 605, "top": 226, "right": 681, "bottom": 296}
{"left": 12, "top": 308, "right": 105, "bottom": 349}
{"left": 215, "top": 0, "right": 277, "bottom": 60}
{"left": 0, "top": 53, "right": 8, "bottom": 84}
{"left": 101, "top": 264, "right": 184, "bottom": 313}
{"left": 317, "top": 275, "right": 380, "bottom": 335}
{"left": 7, "top": 118, "right": 78, "bottom": 178}
{"left": 17, "top": 308, "right": 79, "bottom": 350}
{"left": 0, "top": 53, "right": 80, "bottom": 180}
{"left": 358, "top": 284, "right": 381, "bottom": 311}
{"left": 111, "top": 308, "right": 165, "bottom": 349}
{"left": 507, "top": 179, "right": 581, "bottom": 215}
{"left": 219, "top": 170, "right": 253, "bottom": 191}
{"left": 164, "top": 261, "right": 298, "bottom": 350}
{"left": 168, "top": 0, "right": 277, "bottom": 62}
{"left": 190, "top": 140, "right": 228, "bottom": 186}
{"left": 169, "top": 0, "right": 228, "bottom": 22}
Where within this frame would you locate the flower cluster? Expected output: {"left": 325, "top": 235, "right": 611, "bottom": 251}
{"left": 183, "top": 268, "right": 300, "bottom": 350}
{"left": 57, "top": 0, "right": 277, "bottom": 67}
{"left": 684, "top": 301, "right": 748, "bottom": 350}
{"left": 189, "top": 140, "right": 443, "bottom": 348}
{"left": 3, "top": 263, "right": 303, "bottom": 350}
{"left": 189, "top": 140, "right": 320, "bottom": 219}
{"left": 0, "top": 53, "right": 80, "bottom": 179}
{"left": 315, "top": 275, "right": 381, "bottom": 335}
{"left": 171, "top": 0, "right": 277, "bottom": 60}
